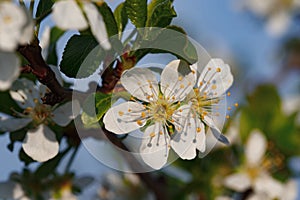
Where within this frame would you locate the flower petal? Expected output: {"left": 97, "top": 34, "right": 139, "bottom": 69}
{"left": 140, "top": 123, "right": 170, "bottom": 169}
{"left": 52, "top": 100, "right": 80, "bottom": 127}
{"left": 245, "top": 129, "right": 267, "bottom": 166}
{"left": 103, "top": 101, "right": 146, "bottom": 134}
{"left": 160, "top": 60, "right": 195, "bottom": 102}
{"left": 120, "top": 68, "right": 159, "bottom": 102}
{"left": 22, "top": 125, "right": 59, "bottom": 162}
{"left": 223, "top": 173, "right": 251, "bottom": 192}
{"left": 52, "top": 0, "right": 88, "bottom": 30}
{"left": 266, "top": 11, "right": 290, "bottom": 37}
{"left": 203, "top": 116, "right": 229, "bottom": 145}
{"left": 281, "top": 179, "right": 297, "bottom": 200}
{"left": 253, "top": 174, "right": 283, "bottom": 199}
{"left": 0, "top": 52, "right": 20, "bottom": 91}
{"left": 83, "top": 2, "right": 111, "bottom": 50}
{"left": 10, "top": 78, "right": 40, "bottom": 109}
{"left": 0, "top": 117, "right": 31, "bottom": 132}
{"left": 198, "top": 58, "right": 233, "bottom": 98}
{"left": 0, "top": 181, "right": 16, "bottom": 198}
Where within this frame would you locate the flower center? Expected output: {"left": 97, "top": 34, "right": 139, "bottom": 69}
{"left": 25, "top": 99, "right": 52, "bottom": 125}
{"left": 149, "top": 95, "right": 176, "bottom": 123}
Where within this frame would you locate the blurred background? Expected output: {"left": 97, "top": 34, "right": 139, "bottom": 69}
{"left": 0, "top": 0, "right": 299, "bottom": 199}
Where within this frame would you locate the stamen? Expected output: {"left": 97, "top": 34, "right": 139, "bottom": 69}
{"left": 136, "top": 120, "right": 143, "bottom": 126}
{"left": 118, "top": 111, "right": 124, "bottom": 116}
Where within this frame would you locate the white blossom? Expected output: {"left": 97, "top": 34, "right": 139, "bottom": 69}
{"left": 0, "top": 78, "right": 80, "bottom": 162}
{"left": 0, "top": 51, "right": 20, "bottom": 91}
{"left": 0, "top": 1, "right": 33, "bottom": 52}
{"left": 223, "top": 130, "right": 293, "bottom": 199}
{"left": 103, "top": 60, "right": 198, "bottom": 169}
{"left": 52, "top": 0, "right": 111, "bottom": 50}
{"left": 0, "top": 180, "right": 30, "bottom": 200}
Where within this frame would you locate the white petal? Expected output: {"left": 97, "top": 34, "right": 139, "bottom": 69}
{"left": 253, "top": 174, "right": 283, "bottom": 199}
{"left": 22, "top": 125, "right": 59, "bottom": 162}
{"left": 160, "top": 60, "right": 195, "bottom": 102}
{"left": 39, "top": 26, "right": 51, "bottom": 59}
{"left": 247, "top": 193, "right": 269, "bottom": 200}
{"left": 103, "top": 101, "right": 146, "bottom": 134}
{"left": 223, "top": 173, "right": 251, "bottom": 192}
{"left": 0, "top": 117, "right": 31, "bottom": 132}
{"left": 120, "top": 68, "right": 159, "bottom": 102}
{"left": 83, "top": 2, "right": 111, "bottom": 50}
{"left": 52, "top": 100, "right": 80, "bottom": 126}
{"left": 0, "top": 52, "right": 20, "bottom": 91}
{"left": 10, "top": 78, "right": 41, "bottom": 109}
{"left": 18, "top": 14, "right": 34, "bottom": 46}
{"left": 266, "top": 11, "right": 290, "bottom": 37}
{"left": 198, "top": 58, "right": 233, "bottom": 98}
{"left": 0, "top": 2, "right": 27, "bottom": 51}
{"left": 140, "top": 123, "right": 170, "bottom": 169}
{"left": 49, "top": 65, "right": 64, "bottom": 86}
{"left": 52, "top": 0, "right": 88, "bottom": 30}
{"left": 245, "top": 129, "right": 267, "bottom": 167}
{"left": 281, "top": 179, "right": 297, "bottom": 200}
{"left": 203, "top": 116, "right": 229, "bottom": 144}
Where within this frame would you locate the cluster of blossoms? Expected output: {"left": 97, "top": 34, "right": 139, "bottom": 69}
{"left": 241, "top": 0, "right": 300, "bottom": 36}
{"left": 221, "top": 129, "right": 297, "bottom": 200}
{"left": 0, "top": 1, "right": 34, "bottom": 91}
{"left": 103, "top": 58, "right": 234, "bottom": 169}
{"left": 0, "top": 77, "right": 79, "bottom": 162}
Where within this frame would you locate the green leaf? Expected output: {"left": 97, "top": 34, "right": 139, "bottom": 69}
{"left": 35, "top": 0, "right": 54, "bottom": 19}
{"left": 81, "top": 92, "right": 112, "bottom": 126}
{"left": 60, "top": 34, "right": 105, "bottom": 78}
{"left": 96, "top": 2, "right": 118, "bottom": 37}
{"left": 114, "top": 3, "right": 128, "bottom": 34}
{"left": 47, "top": 27, "right": 65, "bottom": 66}
{"left": 147, "top": 0, "right": 176, "bottom": 27}
{"left": 124, "top": 0, "right": 147, "bottom": 28}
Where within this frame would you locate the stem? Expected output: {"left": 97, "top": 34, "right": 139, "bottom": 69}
{"left": 65, "top": 146, "right": 79, "bottom": 173}
{"left": 29, "top": 0, "right": 34, "bottom": 14}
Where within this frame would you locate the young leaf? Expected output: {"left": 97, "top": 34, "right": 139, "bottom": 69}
{"left": 124, "top": 0, "right": 147, "bottom": 28}
{"left": 147, "top": 0, "right": 177, "bottom": 27}
{"left": 96, "top": 2, "right": 118, "bottom": 37}
{"left": 36, "top": 0, "right": 55, "bottom": 19}
{"left": 81, "top": 92, "right": 112, "bottom": 126}
{"left": 60, "top": 34, "right": 105, "bottom": 78}
{"left": 114, "top": 3, "right": 128, "bottom": 34}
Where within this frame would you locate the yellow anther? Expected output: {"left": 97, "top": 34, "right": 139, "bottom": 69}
{"left": 33, "top": 98, "right": 39, "bottom": 104}
{"left": 194, "top": 88, "right": 199, "bottom": 93}
{"left": 196, "top": 127, "right": 201, "bottom": 133}
{"left": 211, "top": 84, "right": 217, "bottom": 90}
{"left": 149, "top": 84, "right": 153, "bottom": 89}
{"left": 128, "top": 109, "right": 132, "bottom": 112}
{"left": 150, "top": 132, "right": 155, "bottom": 138}
{"left": 141, "top": 112, "right": 146, "bottom": 118}
{"left": 188, "top": 82, "right": 192, "bottom": 86}
{"left": 191, "top": 70, "right": 196, "bottom": 74}
{"left": 179, "top": 109, "right": 183, "bottom": 112}
{"left": 137, "top": 120, "right": 143, "bottom": 126}
{"left": 180, "top": 84, "right": 184, "bottom": 89}
{"left": 234, "top": 103, "right": 239, "bottom": 107}
{"left": 178, "top": 76, "right": 183, "bottom": 81}
{"left": 172, "top": 96, "right": 176, "bottom": 100}
{"left": 118, "top": 111, "right": 124, "bottom": 116}
{"left": 216, "top": 67, "right": 221, "bottom": 72}
{"left": 208, "top": 67, "right": 212, "bottom": 71}
{"left": 226, "top": 115, "right": 230, "bottom": 119}
{"left": 159, "top": 131, "right": 163, "bottom": 135}
{"left": 227, "top": 107, "right": 231, "bottom": 111}
{"left": 227, "top": 92, "right": 231, "bottom": 96}
{"left": 130, "top": 96, "right": 135, "bottom": 101}
{"left": 200, "top": 81, "right": 204, "bottom": 86}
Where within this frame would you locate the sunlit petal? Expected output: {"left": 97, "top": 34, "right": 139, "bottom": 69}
{"left": 0, "top": 52, "right": 20, "bottom": 91}
{"left": 245, "top": 129, "right": 267, "bottom": 166}
{"left": 223, "top": 173, "right": 251, "bottom": 192}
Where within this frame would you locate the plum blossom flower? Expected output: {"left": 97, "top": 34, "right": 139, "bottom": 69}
{"left": 0, "top": 1, "right": 33, "bottom": 52}
{"left": 103, "top": 60, "right": 199, "bottom": 169}
{"left": 223, "top": 130, "right": 295, "bottom": 199}
{"left": 0, "top": 78, "right": 80, "bottom": 162}
{"left": 0, "top": 180, "right": 29, "bottom": 200}
{"left": 0, "top": 51, "right": 20, "bottom": 91}
{"left": 52, "top": 0, "right": 111, "bottom": 50}
{"left": 179, "top": 59, "right": 233, "bottom": 154}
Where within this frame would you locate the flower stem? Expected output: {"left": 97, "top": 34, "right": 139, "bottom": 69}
{"left": 65, "top": 145, "right": 80, "bottom": 173}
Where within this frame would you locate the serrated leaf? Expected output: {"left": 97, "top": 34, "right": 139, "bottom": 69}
{"left": 147, "top": 0, "right": 176, "bottom": 27}
{"left": 60, "top": 34, "right": 105, "bottom": 78}
{"left": 81, "top": 92, "right": 112, "bottom": 126}
{"left": 47, "top": 27, "right": 65, "bottom": 66}
{"left": 114, "top": 3, "right": 128, "bottom": 34}
{"left": 124, "top": 0, "right": 147, "bottom": 28}
{"left": 36, "top": 0, "right": 54, "bottom": 18}
{"left": 96, "top": 2, "right": 118, "bottom": 37}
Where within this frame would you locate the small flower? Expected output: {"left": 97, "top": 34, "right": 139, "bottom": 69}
{"left": 0, "top": 180, "right": 29, "bottom": 200}
{"left": 0, "top": 78, "right": 80, "bottom": 162}
{"left": 223, "top": 130, "right": 288, "bottom": 199}
{"left": 103, "top": 60, "right": 197, "bottom": 169}
{"left": 52, "top": 0, "right": 111, "bottom": 50}
{"left": 0, "top": 1, "right": 33, "bottom": 51}
{"left": 178, "top": 58, "right": 233, "bottom": 155}
{"left": 0, "top": 51, "right": 20, "bottom": 91}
